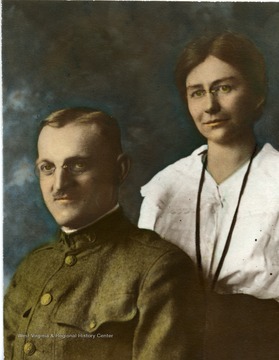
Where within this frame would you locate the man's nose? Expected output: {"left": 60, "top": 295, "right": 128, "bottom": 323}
{"left": 204, "top": 92, "right": 221, "bottom": 114}
{"left": 53, "top": 167, "right": 72, "bottom": 192}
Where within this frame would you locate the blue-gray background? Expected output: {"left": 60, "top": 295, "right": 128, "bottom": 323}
{"left": 3, "top": 1, "right": 279, "bottom": 288}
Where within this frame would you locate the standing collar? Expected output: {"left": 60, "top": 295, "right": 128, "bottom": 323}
{"left": 61, "top": 204, "right": 120, "bottom": 234}
{"left": 59, "top": 207, "right": 129, "bottom": 249}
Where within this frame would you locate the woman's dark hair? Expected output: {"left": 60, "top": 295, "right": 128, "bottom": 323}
{"left": 175, "top": 32, "right": 267, "bottom": 103}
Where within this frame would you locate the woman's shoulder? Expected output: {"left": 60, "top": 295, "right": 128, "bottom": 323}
{"left": 141, "top": 145, "right": 206, "bottom": 195}
{"left": 261, "top": 143, "right": 279, "bottom": 156}
{"left": 172, "top": 144, "right": 207, "bottom": 169}
{"left": 258, "top": 143, "right": 279, "bottom": 169}
{"left": 251, "top": 143, "right": 279, "bottom": 185}
{"left": 151, "top": 144, "right": 206, "bottom": 178}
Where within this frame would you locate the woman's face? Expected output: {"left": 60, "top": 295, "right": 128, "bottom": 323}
{"left": 185, "top": 55, "right": 262, "bottom": 145}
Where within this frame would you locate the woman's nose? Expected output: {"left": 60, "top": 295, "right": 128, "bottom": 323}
{"left": 204, "top": 93, "right": 221, "bottom": 114}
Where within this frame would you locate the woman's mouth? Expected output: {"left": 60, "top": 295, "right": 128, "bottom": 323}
{"left": 204, "top": 118, "right": 229, "bottom": 127}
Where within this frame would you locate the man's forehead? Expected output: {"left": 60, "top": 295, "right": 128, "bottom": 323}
{"left": 39, "top": 122, "right": 103, "bottom": 142}
{"left": 37, "top": 122, "right": 105, "bottom": 158}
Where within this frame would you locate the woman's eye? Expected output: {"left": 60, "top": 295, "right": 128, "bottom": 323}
{"left": 75, "top": 162, "right": 84, "bottom": 168}
{"left": 192, "top": 89, "right": 205, "bottom": 98}
{"left": 218, "top": 85, "right": 232, "bottom": 93}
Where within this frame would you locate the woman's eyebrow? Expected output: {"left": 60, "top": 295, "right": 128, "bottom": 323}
{"left": 187, "top": 76, "right": 237, "bottom": 90}
{"left": 210, "top": 76, "right": 237, "bottom": 87}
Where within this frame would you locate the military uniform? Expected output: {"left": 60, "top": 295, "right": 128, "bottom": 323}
{"left": 5, "top": 209, "right": 204, "bottom": 359}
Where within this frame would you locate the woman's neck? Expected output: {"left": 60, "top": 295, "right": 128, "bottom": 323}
{"left": 207, "top": 137, "right": 257, "bottom": 184}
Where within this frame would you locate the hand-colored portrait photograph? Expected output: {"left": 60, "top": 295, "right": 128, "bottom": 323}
{"left": 3, "top": 1, "right": 279, "bottom": 360}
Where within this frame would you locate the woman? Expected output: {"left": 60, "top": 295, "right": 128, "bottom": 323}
{"left": 139, "top": 32, "right": 279, "bottom": 359}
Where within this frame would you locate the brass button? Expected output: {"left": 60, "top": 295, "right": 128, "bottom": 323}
{"left": 40, "top": 293, "right": 52, "bottom": 306}
{"left": 23, "top": 342, "right": 36, "bottom": 356}
{"left": 89, "top": 320, "right": 96, "bottom": 330}
{"left": 65, "top": 255, "right": 77, "bottom": 266}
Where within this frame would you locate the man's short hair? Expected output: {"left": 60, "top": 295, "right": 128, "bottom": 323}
{"left": 39, "top": 107, "right": 123, "bottom": 155}
{"left": 175, "top": 31, "right": 267, "bottom": 103}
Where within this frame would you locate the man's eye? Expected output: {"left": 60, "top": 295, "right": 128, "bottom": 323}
{"left": 70, "top": 161, "right": 87, "bottom": 173}
{"left": 40, "top": 163, "right": 55, "bottom": 174}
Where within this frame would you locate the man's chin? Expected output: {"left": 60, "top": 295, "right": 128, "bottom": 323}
{"left": 53, "top": 213, "right": 97, "bottom": 231}
{"left": 52, "top": 214, "right": 83, "bottom": 230}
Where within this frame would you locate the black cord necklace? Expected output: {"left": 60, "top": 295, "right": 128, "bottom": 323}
{"left": 195, "top": 145, "right": 258, "bottom": 291}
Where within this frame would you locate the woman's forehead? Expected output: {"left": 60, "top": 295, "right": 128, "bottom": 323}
{"left": 186, "top": 55, "right": 244, "bottom": 87}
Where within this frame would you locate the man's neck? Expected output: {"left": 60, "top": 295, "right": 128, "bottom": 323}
{"left": 62, "top": 204, "right": 120, "bottom": 234}
{"left": 206, "top": 136, "right": 257, "bottom": 184}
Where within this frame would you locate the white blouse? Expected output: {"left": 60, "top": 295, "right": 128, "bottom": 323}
{"left": 139, "top": 144, "right": 279, "bottom": 301}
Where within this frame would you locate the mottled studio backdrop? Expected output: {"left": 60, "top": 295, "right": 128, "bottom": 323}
{"left": 3, "top": 1, "right": 279, "bottom": 288}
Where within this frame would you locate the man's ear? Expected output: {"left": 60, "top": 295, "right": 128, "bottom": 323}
{"left": 116, "top": 153, "right": 131, "bottom": 184}
{"left": 255, "top": 96, "right": 265, "bottom": 110}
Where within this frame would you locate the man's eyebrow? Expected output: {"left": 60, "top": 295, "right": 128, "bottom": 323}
{"left": 186, "top": 76, "right": 237, "bottom": 90}
{"left": 36, "top": 156, "right": 91, "bottom": 166}
{"left": 65, "top": 156, "right": 92, "bottom": 163}
{"left": 35, "top": 158, "right": 52, "bottom": 166}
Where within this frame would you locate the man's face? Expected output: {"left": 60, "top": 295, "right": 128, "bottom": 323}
{"left": 186, "top": 55, "right": 262, "bottom": 145}
{"left": 37, "top": 122, "right": 121, "bottom": 230}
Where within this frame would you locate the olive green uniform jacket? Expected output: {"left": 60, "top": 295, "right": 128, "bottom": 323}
{"left": 5, "top": 209, "right": 204, "bottom": 359}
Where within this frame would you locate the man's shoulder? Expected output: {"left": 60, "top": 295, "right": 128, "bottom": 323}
{"left": 26, "top": 240, "right": 57, "bottom": 257}
{"left": 14, "top": 240, "right": 58, "bottom": 272}
{"left": 119, "top": 224, "right": 196, "bottom": 285}
{"left": 126, "top": 224, "right": 189, "bottom": 260}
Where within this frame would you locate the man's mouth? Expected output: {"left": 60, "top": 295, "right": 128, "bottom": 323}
{"left": 54, "top": 195, "right": 74, "bottom": 202}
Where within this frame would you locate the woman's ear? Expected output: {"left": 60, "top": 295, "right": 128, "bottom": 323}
{"left": 116, "top": 153, "right": 131, "bottom": 184}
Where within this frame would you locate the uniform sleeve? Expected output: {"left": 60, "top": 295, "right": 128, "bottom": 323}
{"left": 133, "top": 249, "right": 205, "bottom": 360}
{"left": 4, "top": 250, "right": 43, "bottom": 359}
{"left": 4, "top": 262, "right": 28, "bottom": 359}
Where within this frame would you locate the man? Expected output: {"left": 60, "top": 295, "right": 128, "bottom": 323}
{"left": 4, "top": 108, "right": 203, "bottom": 359}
